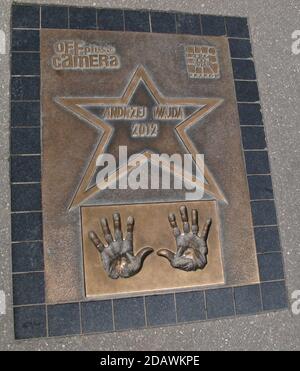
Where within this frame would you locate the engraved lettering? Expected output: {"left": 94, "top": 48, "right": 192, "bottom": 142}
{"left": 153, "top": 106, "right": 184, "bottom": 120}
{"left": 103, "top": 106, "right": 147, "bottom": 120}
{"left": 52, "top": 40, "right": 121, "bottom": 71}
{"left": 131, "top": 123, "right": 159, "bottom": 138}
{"left": 131, "top": 123, "right": 139, "bottom": 137}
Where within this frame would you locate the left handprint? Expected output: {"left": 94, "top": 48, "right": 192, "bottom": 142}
{"left": 89, "top": 213, "right": 154, "bottom": 279}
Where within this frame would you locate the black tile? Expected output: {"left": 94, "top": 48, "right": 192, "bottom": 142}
{"left": 11, "top": 183, "right": 42, "bottom": 212}
{"left": 98, "top": 9, "right": 124, "bottom": 31}
{"left": 254, "top": 226, "right": 281, "bottom": 253}
{"left": 12, "top": 53, "right": 40, "bottom": 76}
{"left": 12, "top": 5, "right": 40, "bottom": 29}
{"left": 14, "top": 305, "right": 46, "bottom": 339}
{"left": 11, "top": 101, "right": 40, "bottom": 127}
{"left": 124, "top": 10, "right": 150, "bottom": 32}
{"left": 229, "top": 38, "right": 252, "bottom": 58}
{"left": 12, "top": 241, "right": 44, "bottom": 273}
{"left": 48, "top": 303, "right": 81, "bottom": 337}
{"left": 13, "top": 272, "right": 45, "bottom": 305}
{"left": 206, "top": 288, "right": 235, "bottom": 319}
{"left": 176, "top": 291, "right": 206, "bottom": 322}
{"left": 11, "top": 212, "right": 43, "bottom": 242}
{"left": 81, "top": 300, "right": 113, "bottom": 334}
{"left": 201, "top": 15, "right": 226, "bottom": 36}
{"left": 11, "top": 155, "right": 41, "bottom": 183}
{"left": 12, "top": 30, "right": 40, "bottom": 52}
{"left": 234, "top": 285, "right": 262, "bottom": 315}
{"left": 11, "top": 128, "right": 41, "bottom": 155}
{"left": 238, "top": 103, "right": 262, "bottom": 125}
{"left": 258, "top": 253, "right": 284, "bottom": 282}
{"left": 41, "top": 6, "right": 69, "bottom": 29}
{"left": 248, "top": 175, "right": 274, "bottom": 200}
{"left": 241, "top": 127, "right": 266, "bottom": 150}
{"left": 151, "top": 11, "right": 176, "bottom": 34}
{"left": 232, "top": 59, "right": 256, "bottom": 80}
{"left": 11, "top": 77, "right": 40, "bottom": 101}
{"left": 69, "top": 7, "right": 97, "bottom": 30}
{"left": 9, "top": 126, "right": 36, "bottom": 155}
{"left": 251, "top": 200, "right": 278, "bottom": 226}
{"left": 245, "top": 151, "right": 270, "bottom": 174}
{"left": 146, "top": 294, "right": 176, "bottom": 326}
{"left": 176, "top": 13, "right": 201, "bottom": 35}
{"left": 114, "top": 297, "right": 145, "bottom": 330}
{"left": 261, "top": 281, "right": 288, "bottom": 310}
{"left": 226, "top": 17, "right": 249, "bottom": 38}
{"left": 235, "top": 81, "right": 259, "bottom": 102}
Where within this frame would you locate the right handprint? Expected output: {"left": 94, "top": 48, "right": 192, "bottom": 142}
{"left": 157, "top": 206, "right": 212, "bottom": 272}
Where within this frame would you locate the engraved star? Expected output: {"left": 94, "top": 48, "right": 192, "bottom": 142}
{"left": 56, "top": 65, "right": 225, "bottom": 209}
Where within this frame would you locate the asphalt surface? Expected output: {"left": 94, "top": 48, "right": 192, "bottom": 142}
{"left": 0, "top": 0, "right": 300, "bottom": 351}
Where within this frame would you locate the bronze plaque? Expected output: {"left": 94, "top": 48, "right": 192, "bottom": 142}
{"left": 82, "top": 201, "right": 223, "bottom": 298}
{"left": 41, "top": 29, "right": 259, "bottom": 303}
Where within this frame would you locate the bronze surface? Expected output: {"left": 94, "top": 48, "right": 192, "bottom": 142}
{"left": 56, "top": 65, "right": 225, "bottom": 209}
{"left": 89, "top": 212, "right": 154, "bottom": 280}
{"left": 82, "top": 201, "right": 224, "bottom": 298}
{"left": 41, "top": 29, "right": 259, "bottom": 303}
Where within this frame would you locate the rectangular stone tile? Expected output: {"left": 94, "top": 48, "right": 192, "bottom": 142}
{"left": 98, "top": 9, "right": 124, "bottom": 31}
{"left": 251, "top": 200, "right": 278, "bottom": 226}
{"left": 12, "top": 241, "right": 44, "bottom": 273}
{"left": 12, "top": 30, "right": 40, "bottom": 51}
{"left": 11, "top": 77, "right": 40, "bottom": 101}
{"left": 176, "top": 291, "right": 206, "bottom": 322}
{"left": 151, "top": 11, "right": 176, "bottom": 34}
{"left": 234, "top": 285, "right": 262, "bottom": 315}
{"left": 48, "top": 303, "right": 81, "bottom": 337}
{"left": 13, "top": 272, "right": 45, "bottom": 305}
{"left": 258, "top": 253, "right": 285, "bottom": 282}
{"left": 10, "top": 155, "right": 41, "bottom": 183}
{"left": 226, "top": 17, "right": 249, "bottom": 38}
{"left": 11, "top": 183, "right": 42, "bottom": 212}
{"left": 238, "top": 103, "right": 263, "bottom": 125}
{"left": 248, "top": 175, "right": 274, "bottom": 200}
{"left": 261, "top": 281, "right": 288, "bottom": 310}
{"left": 41, "top": 6, "right": 69, "bottom": 29}
{"left": 124, "top": 10, "right": 150, "bottom": 32}
{"left": 14, "top": 305, "right": 47, "bottom": 339}
{"left": 11, "top": 128, "right": 41, "bottom": 155}
{"left": 232, "top": 59, "right": 256, "bottom": 80}
{"left": 12, "top": 53, "right": 40, "bottom": 76}
{"left": 146, "top": 294, "right": 176, "bottom": 326}
{"left": 245, "top": 151, "right": 270, "bottom": 174}
{"left": 12, "top": 4, "right": 40, "bottom": 29}
{"left": 235, "top": 81, "right": 260, "bottom": 102}
{"left": 69, "top": 7, "right": 97, "bottom": 30}
{"left": 206, "top": 288, "right": 235, "bottom": 319}
{"left": 176, "top": 13, "right": 201, "bottom": 35}
{"left": 11, "top": 212, "right": 43, "bottom": 242}
{"left": 241, "top": 127, "right": 267, "bottom": 150}
{"left": 201, "top": 15, "right": 226, "bottom": 36}
{"left": 229, "top": 38, "right": 252, "bottom": 58}
{"left": 254, "top": 226, "right": 281, "bottom": 253}
{"left": 11, "top": 101, "right": 40, "bottom": 127}
{"left": 113, "top": 297, "right": 145, "bottom": 330}
{"left": 81, "top": 300, "right": 113, "bottom": 334}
